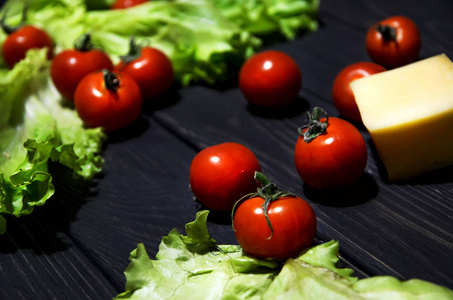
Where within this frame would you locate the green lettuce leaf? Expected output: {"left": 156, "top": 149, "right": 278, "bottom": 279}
{"left": 298, "top": 239, "right": 357, "bottom": 281}
{"left": 0, "top": 48, "right": 105, "bottom": 234}
{"left": 81, "top": 0, "right": 320, "bottom": 40}
{"left": 84, "top": 0, "right": 262, "bottom": 85}
{"left": 0, "top": 0, "right": 262, "bottom": 85}
{"left": 1, "top": 0, "right": 319, "bottom": 85}
{"left": 212, "top": 0, "right": 320, "bottom": 39}
{"left": 116, "top": 210, "right": 453, "bottom": 299}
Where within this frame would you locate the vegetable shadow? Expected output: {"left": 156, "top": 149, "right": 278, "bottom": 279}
{"left": 205, "top": 210, "right": 234, "bottom": 226}
{"left": 198, "top": 74, "right": 241, "bottom": 92}
{"left": 191, "top": 200, "right": 233, "bottom": 226}
{"left": 141, "top": 84, "right": 182, "bottom": 115}
{"left": 303, "top": 173, "right": 378, "bottom": 207}
{"left": 107, "top": 85, "right": 182, "bottom": 144}
{"left": 247, "top": 96, "right": 310, "bottom": 119}
{"left": 0, "top": 162, "right": 97, "bottom": 254}
{"left": 398, "top": 165, "right": 453, "bottom": 185}
{"left": 106, "top": 114, "right": 150, "bottom": 144}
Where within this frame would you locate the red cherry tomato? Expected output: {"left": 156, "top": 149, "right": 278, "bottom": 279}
{"left": 111, "top": 0, "right": 148, "bottom": 9}
{"left": 50, "top": 34, "right": 114, "bottom": 101}
{"left": 294, "top": 107, "right": 367, "bottom": 190}
{"left": 239, "top": 50, "right": 302, "bottom": 108}
{"left": 233, "top": 172, "right": 317, "bottom": 260}
{"left": 189, "top": 142, "right": 262, "bottom": 211}
{"left": 115, "top": 39, "right": 174, "bottom": 101}
{"left": 366, "top": 15, "right": 421, "bottom": 68}
{"left": 2, "top": 25, "right": 53, "bottom": 69}
{"left": 74, "top": 70, "right": 142, "bottom": 133}
{"left": 332, "top": 62, "right": 386, "bottom": 123}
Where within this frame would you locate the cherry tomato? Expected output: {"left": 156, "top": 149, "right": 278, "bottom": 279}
{"left": 366, "top": 15, "right": 421, "bottom": 68}
{"left": 239, "top": 50, "right": 302, "bottom": 108}
{"left": 233, "top": 172, "right": 317, "bottom": 260}
{"left": 50, "top": 34, "right": 114, "bottom": 101}
{"left": 294, "top": 107, "right": 367, "bottom": 190}
{"left": 111, "top": 0, "right": 148, "bottom": 9}
{"left": 332, "top": 62, "right": 386, "bottom": 123}
{"left": 115, "top": 38, "right": 174, "bottom": 101}
{"left": 2, "top": 25, "right": 53, "bottom": 69}
{"left": 189, "top": 142, "right": 262, "bottom": 211}
{"left": 74, "top": 69, "right": 142, "bottom": 133}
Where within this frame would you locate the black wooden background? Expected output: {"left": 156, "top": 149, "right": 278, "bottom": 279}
{"left": 1, "top": 0, "right": 452, "bottom": 299}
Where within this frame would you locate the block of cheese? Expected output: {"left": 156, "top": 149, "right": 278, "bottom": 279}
{"left": 350, "top": 53, "right": 453, "bottom": 181}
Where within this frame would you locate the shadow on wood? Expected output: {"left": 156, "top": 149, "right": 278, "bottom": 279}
{"left": 247, "top": 96, "right": 310, "bottom": 119}
{"left": 0, "top": 162, "right": 97, "bottom": 255}
{"left": 303, "top": 173, "right": 378, "bottom": 207}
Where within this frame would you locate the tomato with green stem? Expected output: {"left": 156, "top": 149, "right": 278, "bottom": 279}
{"left": 74, "top": 69, "right": 142, "bottom": 133}
{"left": 239, "top": 50, "right": 302, "bottom": 108}
{"left": 115, "top": 37, "right": 174, "bottom": 101}
{"left": 366, "top": 15, "right": 421, "bottom": 68}
{"left": 50, "top": 34, "right": 114, "bottom": 101}
{"left": 1, "top": 7, "right": 53, "bottom": 69}
{"left": 233, "top": 172, "right": 317, "bottom": 260}
{"left": 332, "top": 62, "right": 386, "bottom": 123}
{"left": 294, "top": 107, "right": 367, "bottom": 190}
{"left": 189, "top": 142, "right": 262, "bottom": 211}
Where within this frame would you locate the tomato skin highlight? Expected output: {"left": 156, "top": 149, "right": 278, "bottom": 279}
{"left": 366, "top": 15, "right": 421, "bottom": 68}
{"left": 111, "top": 0, "right": 148, "bottom": 9}
{"left": 332, "top": 62, "right": 386, "bottom": 123}
{"left": 239, "top": 50, "right": 302, "bottom": 108}
{"left": 295, "top": 117, "right": 367, "bottom": 190}
{"left": 189, "top": 143, "right": 262, "bottom": 211}
{"left": 233, "top": 196, "right": 317, "bottom": 260}
{"left": 115, "top": 47, "right": 174, "bottom": 101}
{"left": 51, "top": 48, "right": 114, "bottom": 101}
{"left": 74, "top": 70, "right": 142, "bottom": 133}
{"left": 2, "top": 25, "right": 54, "bottom": 69}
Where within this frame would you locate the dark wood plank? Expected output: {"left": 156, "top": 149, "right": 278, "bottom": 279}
{"left": 0, "top": 186, "right": 118, "bottom": 299}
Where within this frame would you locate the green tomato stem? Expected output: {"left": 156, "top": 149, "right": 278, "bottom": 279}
{"left": 1, "top": 5, "right": 27, "bottom": 34}
{"left": 375, "top": 24, "right": 397, "bottom": 41}
{"left": 103, "top": 69, "right": 120, "bottom": 92}
{"left": 120, "top": 36, "right": 143, "bottom": 64}
{"left": 232, "top": 172, "right": 295, "bottom": 240}
{"left": 297, "top": 107, "right": 329, "bottom": 143}
{"left": 74, "top": 33, "right": 94, "bottom": 52}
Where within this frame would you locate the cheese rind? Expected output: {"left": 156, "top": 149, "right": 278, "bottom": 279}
{"left": 351, "top": 54, "right": 453, "bottom": 180}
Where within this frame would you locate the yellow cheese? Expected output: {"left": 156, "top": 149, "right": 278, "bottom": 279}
{"left": 350, "top": 54, "right": 453, "bottom": 181}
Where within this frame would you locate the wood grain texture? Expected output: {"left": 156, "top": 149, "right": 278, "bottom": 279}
{"left": 1, "top": 1, "right": 452, "bottom": 299}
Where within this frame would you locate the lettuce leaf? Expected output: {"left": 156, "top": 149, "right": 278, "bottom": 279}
{"left": 116, "top": 211, "right": 453, "bottom": 299}
{"left": 83, "top": 1, "right": 262, "bottom": 85}
{"left": 81, "top": 0, "right": 320, "bottom": 40}
{"left": 212, "top": 0, "right": 320, "bottom": 39}
{"left": 1, "top": 0, "right": 319, "bottom": 85}
{"left": 82, "top": 0, "right": 320, "bottom": 39}
{"left": 0, "top": 0, "right": 262, "bottom": 85}
{"left": 115, "top": 211, "right": 281, "bottom": 300}
{"left": 0, "top": 48, "right": 106, "bottom": 234}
